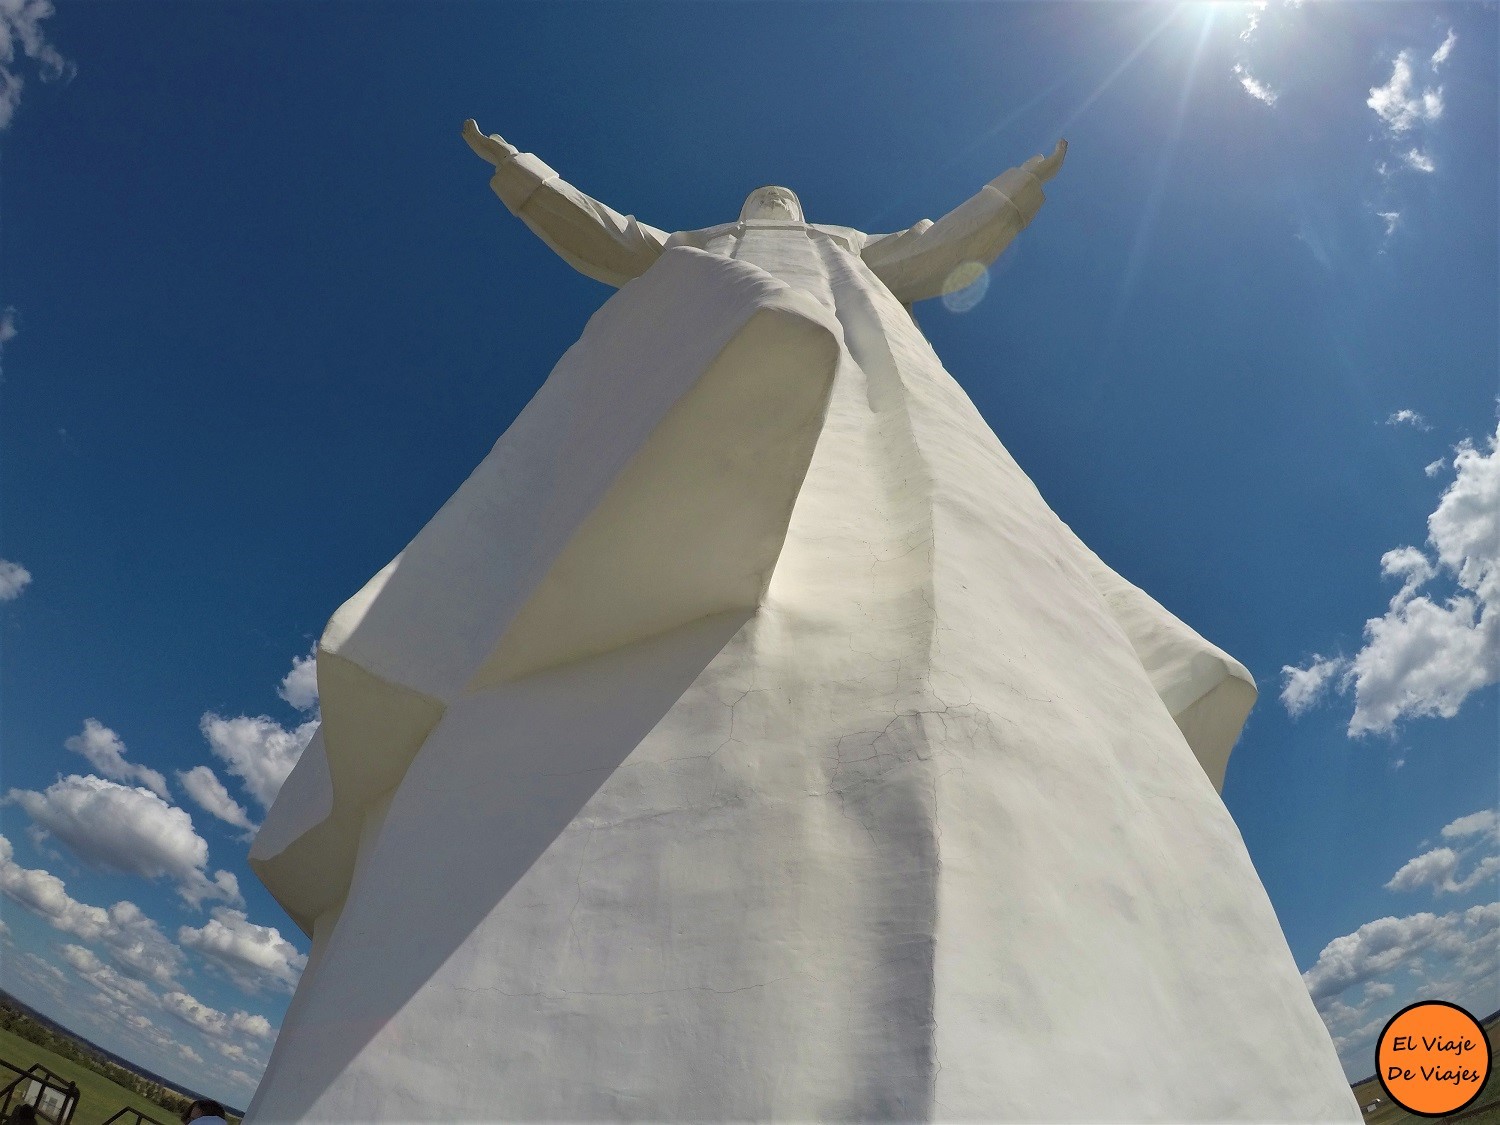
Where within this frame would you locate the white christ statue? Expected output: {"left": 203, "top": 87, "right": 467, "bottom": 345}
{"left": 244, "top": 122, "right": 1359, "bottom": 1123}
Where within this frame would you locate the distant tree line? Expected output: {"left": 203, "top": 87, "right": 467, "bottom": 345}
{"left": 0, "top": 996, "right": 192, "bottom": 1119}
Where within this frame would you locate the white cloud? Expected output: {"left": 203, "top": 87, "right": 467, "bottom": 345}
{"left": 0, "top": 72, "right": 18, "bottom": 134}
{"left": 228, "top": 1010, "right": 273, "bottom": 1040}
{"left": 24, "top": 954, "right": 66, "bottom": 984}
{"left": 1386, "top": 408, "right": 1431, "bottom": 430}
{"left": 0, "top": 833, "right": 109, "bottom": 940}
{"left": 1377, "top": 212, "right": 1401, "bottom": 237}
{"left": 6, "top": 774, "right": 242, "bottom": 908}
{"left": 0, "top": 306, "right": 16, "bottom": 345}
{"left": 30, "top": 963, "right": 170, "bottom": 1055}
{"left": 177, "top": 765, "right": 257, "bottom": 834}
{"left": 1385, "top": 847, "right": 1460, "bottom": 894}
{"left": 0, "top": 835, "right": 190, "bottom": 987}
{"left": 1429, "top": 431, "right": 1500, "bottom": 607}
{"left": 1366, "top": 33, "right": 1454, "bottom": 236}
{"left": 13, "top": 952, "right": 67, "bottom": 1000}
{"left": 98, "top": 899, "right": 184, "bottom": 986}
{"left": 58, "top": 943, "right": 104, "bottom": 975}
{"left": 64, "top": 719, "right": 169, "bottom": 800}
{"left": 1238, "top": 3, "right": 1265, "bottom": 42}
{"left": 1279, "top": 654, "right": 1347, "bottom": 717}
{"left": 1431, "top": 28, "right": 1457, "bottom": 69}
{"left": 189, "top": 647, "right": 320, "bottom": 817}
{"left": 162, "top": 989, "right": 226, "bottom": 1036}
{"left": 1368, "top": 51, "right": 1444, "bottom": 134}
{"left": 1233, "top": 63, "right": 1277, "bottom": 106}
{"left": 1456, "top": 855, "right": 1500, "bottom": 894}
{"left": 277, "top": 648, "right": 319, "bottom": 712}
{"left": 1303, "top": 902, "right": 1497, "bottom": 1002}
{"left": 1385, "top": 809, "right": 1500, "bottom": 896}
{"left": 1307, "top": 902, "right": 1499, "bottom": 1076}
{"left": 58, "top": 942, "right": 160, "bottom": 1010}
{"left": 201, "top": 713, "right": 317, "bottom": 809}
{"left": 9, "top": 774, "right": 203, "bottom": 878}
{"left": 1424, "top": 458, "right": 1446, "bottom": 478}
{"left": 1347, "top": 591, "right": 1494, "bottom": 736}
{"left": 161, "top": 987, "right": 274, "bottom": 1049}
{"left": 1441, "top": 809, "right": 1498, "bottom": 842}
{"left": 0, "top": 0, "right": 73, "bottom": 131}
{"left": 1380, "top": 546, "right": 1435, "bottom": 604}
{"left": 0, "top": 558, "right": 31, "bottom": 601}
{"left": 1349, "top": 427, "right": 1500, "bottom": 735}
{"left": 47, "top": 936, "right": 280, "bottom": 1092}
{"left": 179, "top": 907, "right": 306, "bottom": 994}
{"left": 1282, "top": 424, "right": 1500, "bottom": 737}
{"left": 1402, "top": 148, "right": 1436, "bottom": 173}
{"left": 179, "top": 868, "right": 241, "bottom": 911}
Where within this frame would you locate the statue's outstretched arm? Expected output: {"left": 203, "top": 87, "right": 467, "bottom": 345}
{"left": 861, "top": 140, "right": 1066, "bottom": 304}
{"left": 464, "top": 120, "right": 669, "bottom": 288}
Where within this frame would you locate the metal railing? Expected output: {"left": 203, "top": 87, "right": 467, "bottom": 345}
{"left": 100, "top": 1108, "right": 172, "bottom": 1125}
{"left": 0, "top": 1057, "right": 80, "bottom": 1125}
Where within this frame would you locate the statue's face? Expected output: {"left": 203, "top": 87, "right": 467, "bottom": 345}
{"left": 741, "top": 186, "right": 804, "bottom": 222}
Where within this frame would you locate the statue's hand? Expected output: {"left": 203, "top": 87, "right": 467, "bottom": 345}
{"left": 1022, "top": 139, "right": 1067, "bottom": 184}
{"left": 462, "top": 119, "right": 519, "bottom": 167}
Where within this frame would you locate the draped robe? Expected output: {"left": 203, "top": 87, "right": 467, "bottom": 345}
{"left": 244, "top": 148, "right": 1359, "bottom": 1122}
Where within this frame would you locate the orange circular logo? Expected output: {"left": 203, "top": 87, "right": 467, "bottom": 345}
{"left": 1376, "top": 1001, "right": 1491, "bottom": 1117}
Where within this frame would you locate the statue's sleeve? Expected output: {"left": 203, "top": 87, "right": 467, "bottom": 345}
{"left": 489, "top": 150, "right": 670, "bottom": 287}
{"left": 859, "top": 165, "right": 1047, "bottom": 304}
{"left": 1069, "top": 534, "right": 1258, "bottom": 793}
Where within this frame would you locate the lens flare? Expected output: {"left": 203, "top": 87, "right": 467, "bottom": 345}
{"left": 941, "top": 261, "right": 991, "bottom": 313}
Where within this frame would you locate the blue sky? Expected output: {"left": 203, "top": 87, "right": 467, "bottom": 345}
{"left": 0, "top": 0, "right": 1495, "bottom": 1109}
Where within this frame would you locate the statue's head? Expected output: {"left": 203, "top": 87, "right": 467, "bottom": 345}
{"left": 740, "top": 185, "right": 804, "bottom": 222}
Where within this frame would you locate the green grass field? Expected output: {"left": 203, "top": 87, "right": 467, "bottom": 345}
{"left": 0, "top": 1024, "right": 178, "bottom": 1125}
{"left": 1353, "top": 1069, "right": 1500, "bottom": 1125}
